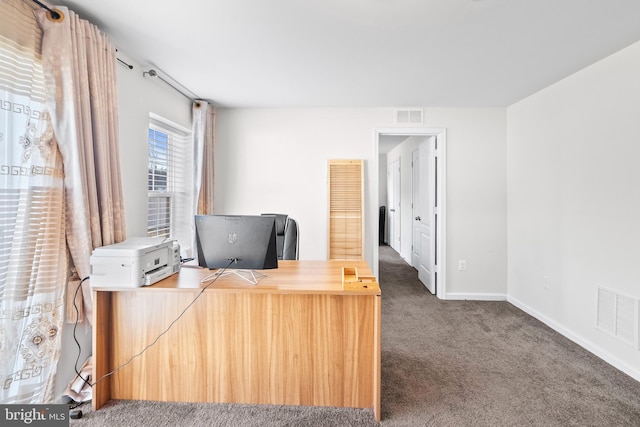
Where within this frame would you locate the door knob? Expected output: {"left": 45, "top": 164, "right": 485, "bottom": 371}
{"left": 415, "top": 216, "right": 421, "bottom": 221}
{"left": 389, "top": 209, "right": 395, "bottom": 212}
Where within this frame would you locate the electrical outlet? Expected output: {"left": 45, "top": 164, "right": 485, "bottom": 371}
{"left": 458, "top": 260, "right": 467, "bottom": 271}
{"left": 543, "top": 276, "right": 549, "bottom": 289}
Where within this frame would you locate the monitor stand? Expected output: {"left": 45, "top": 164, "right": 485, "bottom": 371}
{"left": 201, "top": 269, "right": 267, "bottom": 285}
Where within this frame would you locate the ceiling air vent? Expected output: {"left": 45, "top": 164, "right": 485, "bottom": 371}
{"left": 395, "top": 109, "right": 423, "bottom": 124}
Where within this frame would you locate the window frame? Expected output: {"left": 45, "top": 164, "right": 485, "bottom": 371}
{"left": 147, "top": 114, "right": 193, "bottom": 248}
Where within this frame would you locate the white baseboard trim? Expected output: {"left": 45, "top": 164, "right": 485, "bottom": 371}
{"left": 508, "top": 295, "right": 640, "bottom": 383}
{"left": 444, "top": 292, "right": 507, "bottom": 301}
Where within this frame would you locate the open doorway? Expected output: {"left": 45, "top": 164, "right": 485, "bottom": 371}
{"left": 374, "top": 128, "right": 447, "bottom": 299}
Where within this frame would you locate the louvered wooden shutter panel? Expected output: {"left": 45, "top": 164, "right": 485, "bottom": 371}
{"left": 328, "top": 160, "right": 364, "bottom": 260}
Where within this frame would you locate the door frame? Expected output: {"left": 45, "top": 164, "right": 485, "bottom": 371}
{"left": 373, "top": 127, "right": 447, "bottom": 300}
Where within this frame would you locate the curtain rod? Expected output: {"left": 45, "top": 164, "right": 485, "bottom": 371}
{"left": 30, "top": 0, "right": 201, "bottom": 104}
{"left": 143, "top": 69, "right": 200, "bottom": 103}
{"left": 118, "top": 58, "right": 133, "bottom": 70}
{"left": 31, "top": 0, "right": 61, "bottom": 20}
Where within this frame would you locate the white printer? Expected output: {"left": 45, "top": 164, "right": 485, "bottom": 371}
{"left": 90, "top": 237, "right": 181, "bottom": 288}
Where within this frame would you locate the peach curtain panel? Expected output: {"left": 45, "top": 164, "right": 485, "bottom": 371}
{"left": 35, "top": 7, "right": 125, "bottom": 323}
{"left": 191, "top": 101, "right": 215, "bottom": 257}
{"left": 193, "top": 101, "right": 215, "bottom": 215}
{"left": 0, "top": 0, "right": 66, "bottom": 404}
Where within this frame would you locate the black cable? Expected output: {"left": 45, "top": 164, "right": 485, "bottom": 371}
{"left": 68, "top": 401, "right": 81, "bottom": 409}
{"left": 68, "top": 279, "right": 92, "bottom": 416}
{"left": 72, "top": 276, "right": 92, "bottom": 389}
{"left": 87, "top": 258, "right": 235, "bottom": 387}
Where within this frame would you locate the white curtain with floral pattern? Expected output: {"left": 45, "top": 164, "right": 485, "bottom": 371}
{"left": 0, "top": 0, "right": 125, "bottom": 404}
{"left": 0, "top": 0, "right": 66, "bottom": 404}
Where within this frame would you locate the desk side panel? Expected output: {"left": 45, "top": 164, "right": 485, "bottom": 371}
{"left": 373, "top": 295, "right": 381, "bottom": 422}
{"left": 92, "top": 290, "right": 113, "bottom": 410}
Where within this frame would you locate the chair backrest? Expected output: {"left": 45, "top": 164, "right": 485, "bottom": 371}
{"left": 262, "top": 214, "right": 299, "bottom": 260}
{"left": 282, "top": 218, "right": 298, "bottom": 260}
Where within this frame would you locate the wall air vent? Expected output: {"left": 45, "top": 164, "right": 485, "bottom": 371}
{"left": 597, "top": 286, "right": 639, "bottom": 350}
{"left": 395, "top": 109, "right": 423, "bottom": 124}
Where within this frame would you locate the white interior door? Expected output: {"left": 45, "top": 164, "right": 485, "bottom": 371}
{"left": 412, "top": 139, "right": 436, "bottom": 294}
{"left": 387, "top": 158, "right": 401, "bottom": 252}
{"left": 411, "top": 148, "right": 421, "bottom": 268}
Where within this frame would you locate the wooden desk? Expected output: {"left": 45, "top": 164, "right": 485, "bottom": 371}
{"left": 92, "top": 260, "right": 381, "bottom": 421}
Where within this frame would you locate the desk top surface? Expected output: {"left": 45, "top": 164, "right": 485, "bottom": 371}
{"left": 93, "top": 260, "right": 381, "bottom": 296}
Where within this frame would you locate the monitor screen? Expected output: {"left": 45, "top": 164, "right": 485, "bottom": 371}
{"left": 195, "top": 215, "right": 278, "bottom": 271}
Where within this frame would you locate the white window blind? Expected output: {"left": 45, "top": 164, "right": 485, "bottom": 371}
{"left": 147, "top": 116, "right": 193, "bottom": 253}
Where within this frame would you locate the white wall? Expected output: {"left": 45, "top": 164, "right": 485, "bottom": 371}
{"left": 215, "top": 108, "right": 387, "bottom": 264}
{"left": 423, "top": 109, "right": 507, "bottom": 298}
{"left": 117, "top": 56, "right": 193, "bottom": 238}
{"left": 215, "top": 107, "right": 507, "bottom": 297}
{"left": 507, "top": 41, "right": 640, "bottom": 380}
{"left": 55, "top": 52, "right": 192, "bottom": 399}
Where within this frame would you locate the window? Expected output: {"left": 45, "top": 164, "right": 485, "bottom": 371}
{"left": 147, "top": 115, "right": 193, "bottom": 251}
{"left": 148, "top": 127, "right": 171, "bottom": 237}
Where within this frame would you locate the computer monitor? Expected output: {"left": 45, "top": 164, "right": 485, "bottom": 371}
{"left": 195, "top": 214, "right": 278, "bottom": 284}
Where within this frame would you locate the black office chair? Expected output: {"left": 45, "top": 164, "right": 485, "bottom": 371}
{"left": 262, "top": 213, "right": 299, "bottom": 260}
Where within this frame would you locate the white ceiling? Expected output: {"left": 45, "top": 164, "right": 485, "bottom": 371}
{"left": 52, "top": 0, "right": 640, "bottom": 108}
